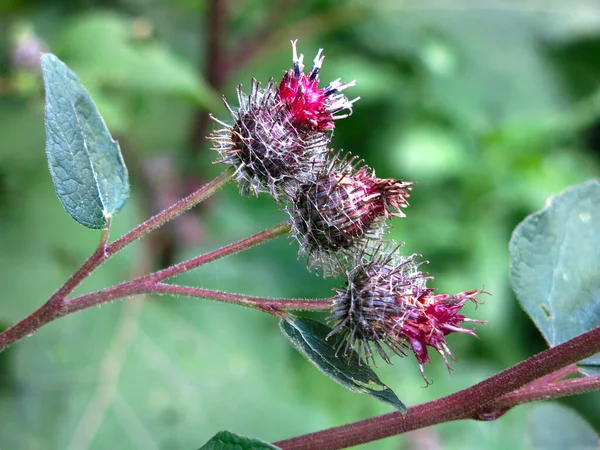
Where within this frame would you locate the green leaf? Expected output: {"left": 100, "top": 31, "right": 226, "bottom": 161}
{"left": 280, "top": 316, "right": 406, "bottom": 412}
{"left": 41, "top": 53, "right": 129, "bottom": 229}
{"left": 527, "top": 403, "right": 599, "bottom": 450}
{"left": 509, "top": 180, "right": 600, "bottom": 375}
{"left": 198, "top": 431, "right": 280, "bottom": 450}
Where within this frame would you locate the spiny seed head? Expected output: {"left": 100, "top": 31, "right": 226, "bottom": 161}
{"left": 210, "top": 40, "right": 358, "bottom": 199}
{"left": 287, "top": 153, "right": 413, "bottom": 275}
{"left": 210, "top": 79, "right": 330, "bottom": 198}
{"left": 328, "top": 242, "right": 484, "bottom": 383}
{"left": 279, "top": 40, "right": 359, "bottom": 131}
{"left": 329, "top": 242, "right": 429, "bottom": 364}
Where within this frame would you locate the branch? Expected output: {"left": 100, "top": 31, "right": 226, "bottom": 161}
{"left": 274, "top": 325, "right": 600, "bottom": 450}
{"left": 107, "top": 168, "right": 233, "bottom": 256}
{"left": 485, "top": 374, "right": 600, "bottom": 414}
{"left": 59, "top": 281, "right": 333, "bottom": 317}
{"left": 47, "top": 226, "right": 110, "bottom": 307}
{"left": 56, "top": 221, "right": 327, "bottom": 316}
{"left": 143, "top": 222, "right": 291, "bottom": 282}
{"left": 523, "top": 363, "right": 581, "bottom": 386}
{"left": 0, "top": 216, "right": 311, "bottom": 351}
{"left": 0, "top": 228, "right": 110, "bottom": 351}
{"left": 0, "top": 170, "right": 233, "bottom": 352}
{"left": 148, "top": 283, "right": 333, "bottom": 314}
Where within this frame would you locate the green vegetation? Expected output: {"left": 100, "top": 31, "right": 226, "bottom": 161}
{"left": 1, "top": 2, "right": 599, "bottom": 449}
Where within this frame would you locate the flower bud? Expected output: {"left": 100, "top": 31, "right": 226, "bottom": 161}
{"left": 329, "top": 243, "right": 483, "bottom": 382}
{"left": 288, "top": 154, "right": 413, "bottom": 274}
{"left": 210, "top": 79, "right": 330, "bottom": 198}
{"left": 210, "top": 40, "right": 357, "bottom": 199}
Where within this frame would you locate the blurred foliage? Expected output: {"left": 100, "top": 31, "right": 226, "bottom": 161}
{"left": 1, "top": 1, "right": 600, "bottom": 449}
{"left": 527, "top": 403, "right": 600, "bottom": 450}
{"left": 510, "top": 181, "right": 600, "bottom": 375}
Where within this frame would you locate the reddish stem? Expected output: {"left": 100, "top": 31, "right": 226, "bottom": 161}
{"left": 107, "top": 169, "right": 233, "bottom": 256}
{"left": 48, "top": 226, "right": 110, "bottom": 306}
{"left": 58, "top": 222, "right": 324, "bottom": 316}
{"left": 523, "top": 363, "right": 581, "bottom": 387}
{"left": 59, "top": 281, "right": 333, "bottom": 317}
{"left": 0, "top": 228, "right": 109, "bottom": 350}
{"left": 274, "top": 326, "right": 600, "bottom": 450}
{"left": 0, "top": 217, "right": 300, "bottom": 351}
{"left": 0, "top": 171, "right": 232, "bottom": 352}
{"left": 489, "top": 374, "right": 600, "bottom": 412}
{"left": 144, "top": 222, "right": 291, "bottom": 282}
{"left": 149, "top": 283, "right": 333, "bottom": 313}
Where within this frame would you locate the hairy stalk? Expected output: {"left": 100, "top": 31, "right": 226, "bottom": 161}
{"left": 62, "top": 281, "right": 333, "bottom": 317}
{"left": 107, "top": 168, "right": 233, "bottom": 256}
{"left": 274, "top": 325, "right": 600, "bottom": 450}
{"left": 0, "top": 228, "right": 110, "bottom": 351}
{"left": 62, "top": 222, "right": 309, "bottom": 316}
{"left": 487, "top": 374, "right": 600, "bottom": 413}
{"left": 147, "top": 284, "right": 333, "bottom": 314}
{"left": 0, "top": 219, "right": 309, "bottom": 351}
{"left": 144, "top": 222, "right": 291, "bottom": 282}
{"left": 0, "top": 170, "right": 233, "bottom": 352}
{"left": 47, "top": 226, "right": 111, "bottom": 307}
{"left": 524, "top": 363, "right": 580, "bottom": 386}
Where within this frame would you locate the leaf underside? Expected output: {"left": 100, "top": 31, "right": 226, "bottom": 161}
{"left": 280, "top": 316, "right": 406, "bottom": 412}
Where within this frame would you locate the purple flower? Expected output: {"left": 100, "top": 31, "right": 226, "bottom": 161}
{"left": 210, "top": 41, "right": 357, "bottom": 199}
{"left": 329, "top": 243, "right": 483, "bottom": 382}
{"left": 279, "top": 40, "right": 358, "bottom": 131}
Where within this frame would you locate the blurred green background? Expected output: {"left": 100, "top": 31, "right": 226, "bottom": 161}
{"left": 1, "top": 1, "right": 600, "bottom": 449}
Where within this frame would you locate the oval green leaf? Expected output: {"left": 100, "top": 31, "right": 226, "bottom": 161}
{"left": 527, "top": 403, "right": 599, "bottom": 450}
{"left": 41, "top": 53, "right": 129, "bottom": 229}
{"left": 280, "top": 316, "right": 406, "bottom": 412}
{"left": 509, "top": 180, "right": 600, "bottom": 375}
{"left": 198, "top": 431, "right": 280, "bottom": 450}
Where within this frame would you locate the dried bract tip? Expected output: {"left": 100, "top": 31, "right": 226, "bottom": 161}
{"left": 279, "top": 41, "right": 358, "bottom": 131}
{"left": 288, "top": 153, "right": 413, "bottom": 275}
{"left": 328, "top": 243, "right": 484, "bottom": 382}
{"left": 396, "top": 289, "right": 483, "bottom": 383}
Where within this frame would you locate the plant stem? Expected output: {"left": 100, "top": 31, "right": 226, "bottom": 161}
{"left": 60, "top": 282, "right": 333, "bottom": 317}
{"left": 0, "top": 228, "right": 110, "bottom": 351}
{"left": 0, "top": 171, "right": 233, "bottom": 352}
{"left": 489, "top": 374, "right": 600, "bottom": 412}
{"left": 47, "top": 226, "right": 111, "bottom": 308}
{"left": 144, "top": 222, "right": 291, "bottom": 282}
{"left": 58, "top": 222, "right": 325, "bottom": 315}
{"left": 0, "top": 218, "right": 301, "bottom": 351}
{"left": 61, "top": 222, "right": 293, "bottom": 311}
{"left": 524, "top": 363, "right": 580, "bottom": 386}
{"left": 274, "top": 325, "right": 600, "bottom": 450}
{"left": 107, "top": 168, "right": 233, "bottom": 256}
{"left": 148, "top": 284, "right": 333, "bottom": 314}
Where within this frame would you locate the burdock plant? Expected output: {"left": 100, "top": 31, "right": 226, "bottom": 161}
{"left": 0, "top": 42, "right": 599, "bottom": 450}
